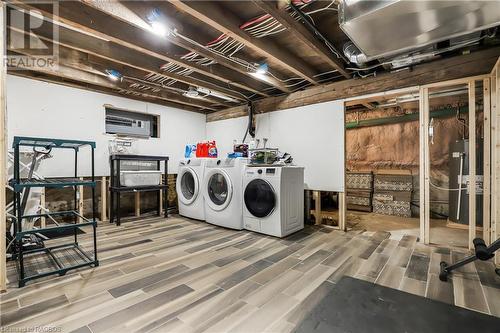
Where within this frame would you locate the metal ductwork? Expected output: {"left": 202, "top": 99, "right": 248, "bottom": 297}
{"left": 343, "top": 42, "right": 368, "bottom": 65}
{"left": 339, "top": 0, "right": 500, "bottom": 62}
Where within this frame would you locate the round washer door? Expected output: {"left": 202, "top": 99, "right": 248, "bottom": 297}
{"left": 204, "top": 168, "right": 233, "bottom": 211}
{"left": 177, "top": 167, "right": 199, "bottom": 205}
{"left": 244, "top": 179, "right": 276, "bottom": 218}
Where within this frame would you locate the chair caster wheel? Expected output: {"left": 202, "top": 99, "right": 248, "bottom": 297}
{"left": 439, "top": 261, "right": 448, "bottom": 282}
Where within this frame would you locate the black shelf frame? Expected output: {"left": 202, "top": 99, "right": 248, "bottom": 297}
{"left": 11, "top": 136, "right": 99, "bottom": 287}
{"left": 109, "top": 154, "right": 169, "bottom": 226}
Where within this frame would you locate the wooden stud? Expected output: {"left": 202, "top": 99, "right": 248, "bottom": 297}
{"left": 135, "top": 192, "right": 141, "bottom": 217}
{"left": 159, "top": 189, "right": 163, "bottom": 216}
{"left": 40, "top": 188, "right": 46, "bottom": 228}
{"left": 79, "top": 178, "right": 84, "bottom": 223}
{"left": 469, "top": 80, "right": 476, "bottom": 250}
{"left": 339, "top": 192, "right": 346, "bottom": 231}
{"left": 419, "top": 87, "right": 430, "bottom": 244}
{"left": 483, "top": 78, "right": 491, "bottom": 244}
{"left": 492, "top": 59, "right": 500, "bottom": 266}
{"left": 101, "top": 176, "right": 107, "bottom": 222}
{"left": 0, "top": 2, "right": 7, "bottom": 293}
{"left": 313, "top": 191, "right": 321, "bottom": 225}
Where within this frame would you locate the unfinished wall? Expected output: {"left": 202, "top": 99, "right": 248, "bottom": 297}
{"left": 206, "top": 100, "right": 345, "bottom": 192}
{"left": 346, "top": 108, "right": 482, "bottom": 216}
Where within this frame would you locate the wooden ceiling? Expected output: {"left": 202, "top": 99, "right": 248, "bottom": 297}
{"left": 5, "top": 1, "right": 500, "bottom": 114}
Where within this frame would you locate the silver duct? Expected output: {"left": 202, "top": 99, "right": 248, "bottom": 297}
{"left": 343, "top": 42, "right": 367, "bottom": 65}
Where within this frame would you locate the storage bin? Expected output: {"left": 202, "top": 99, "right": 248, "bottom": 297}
{"left": 120, "top": 170, "right": 162, "bottom": 187}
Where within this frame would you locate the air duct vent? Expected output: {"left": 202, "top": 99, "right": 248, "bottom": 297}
{"left": 339, "top": 0, "right": 500, "bottom": 61}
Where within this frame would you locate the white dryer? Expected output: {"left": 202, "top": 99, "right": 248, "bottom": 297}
{"left": 177, "top": 158, "right": 206, "bottom": 221}
{"left": 203, "top": 158, "right": 247, "bottom": 230}
{"left": 242, "top": 166, "right": 304, "bottom": 237}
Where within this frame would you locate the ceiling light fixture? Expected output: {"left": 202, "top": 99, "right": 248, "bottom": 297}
{"left": 105, "top": 69, "right": 122, "bottom": 82}
{"left": 255, "top": 62, "right": 268, "bottom": 75}
{"left": 147, "top": 8, "right": 174, "bottom": 37}
{"left": 197, "top": 87, "right": 238, "bottom": 103}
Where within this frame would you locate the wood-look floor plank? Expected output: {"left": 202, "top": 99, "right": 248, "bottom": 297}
{"left": 3, "top": 214, "right": 499, "bottom": 333}
{"left": 1, "top": 294, "right": 68, "bottom": 326}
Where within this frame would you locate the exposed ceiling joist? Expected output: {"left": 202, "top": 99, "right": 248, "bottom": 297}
{"left": 251, "top": 0, "right": 350, "bottom": 78}
{"left": 7, "top": 33, "right": 218, "bottom": 111}
{"left": 10, "top": 70, "right": 201, "bottom": 112}
{"left": 7, "top": 11, "right": 248, "bottom": 103}
{"left": 167, "top": 0, "right": 321, "bottom": 85}
{"left": 80, "top": 0, "right": 291, "bottom": 93}
{"left": 207, "top": 47, "right": 500, "bottom": 121}
{"left": 12, "top": 0, "right": 270, "bottom": 98}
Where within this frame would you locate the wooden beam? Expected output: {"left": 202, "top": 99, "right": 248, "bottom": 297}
{"left": 12, "top": 1, "right": 269, "bottom": 97}
{"left": 0, "top": 2, "right": 7, "bottom": 293}
{"left": 251, "top": 0, "right": 349, "bottom": 78}
{"left": 8, "top": 69, "right": 201, "bottom": 113}
{"left": 207, "top": 47, "right": 500, "bottom": 122}
{"left": 7, "top": 17, "right": 248, "bottom": 103}
{"left": 6, "top": 27, "right": 228, "bottom": 108}
{"left": 167, "top": 0, "right": 320, "bottom": 84}
{"left": 7, "top": 40, "right": 218, "bottom": 111}
{"left": 78, "top": 0, "right": 291, "bottom": 93}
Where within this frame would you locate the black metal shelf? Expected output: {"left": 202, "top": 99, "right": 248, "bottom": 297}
{"left": 11, "top": 136, "right": 99, "bottom": 287}
{"left": 109, "top": 184, "right": 169, "bottom": 193}
{"left": 109, "top": 154, "right": 169, "bottom": 226}
{"left": 11, "top": 178, "right": 96, "bottom": 192}
{"left": 16, "top": 211, "right": 96, "bottom": 239}
{"left": 18, "top": 243, "right": 97, "bottom": 285}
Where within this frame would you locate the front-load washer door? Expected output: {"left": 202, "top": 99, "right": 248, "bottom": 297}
{"left": 205, "top": 169, "right": 233, "bottom": 211}
{"left": 244, "top": 179, "right": 276, "bottom": 218}
{"left": 177, "top": 167, "right": 199, "bottom": 205}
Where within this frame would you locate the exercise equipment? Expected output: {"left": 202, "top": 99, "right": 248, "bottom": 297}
{"left": 439, "top": 237, "right": 500, "bottom": 281}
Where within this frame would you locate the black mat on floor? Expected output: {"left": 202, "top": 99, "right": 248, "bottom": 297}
{"left": 37, "top": 228, "right": 85, "bottom": 239}
{"left": 294, "top": 276, "right": 499, "bottom": 333}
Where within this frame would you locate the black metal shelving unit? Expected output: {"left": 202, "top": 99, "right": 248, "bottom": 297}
{"left": 10, "top": 136, "right": 99, "bottom": 287}
{"left": 109, "top": 154, "right": 169, "bottom": 226}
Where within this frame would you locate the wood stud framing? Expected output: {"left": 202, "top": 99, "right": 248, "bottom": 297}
{"left": 492, "top": 59, "right": 500, "bottom": 265}
{"left": 1, "top": 2, "right": 7, "bottom": 292}
{"left": 483, "top": 78, "right": 491, "bottom": 244}
{"left": 468, "top": 81, "right": 477, "bottom": 249}
{"left": 419, "top": 87, "right": 430, "bottom": 245}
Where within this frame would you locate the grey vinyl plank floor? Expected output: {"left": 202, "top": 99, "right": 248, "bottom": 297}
{"left": 1, "top": 215, "right": 499, "bottom": 332}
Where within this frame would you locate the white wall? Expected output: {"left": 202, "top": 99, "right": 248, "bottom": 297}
{"left": 6, "top": 75, "right": 206, "bottom": 177}
{"left": 206, "top": 100, "right": 345, "bottom": 192}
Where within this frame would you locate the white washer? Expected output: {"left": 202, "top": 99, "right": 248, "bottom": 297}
{"left": 243, "top": 166, "right": 304, "bottom": 237}
{"left": 203, "top": 158, "right": 248, "bottom": 230}
{"left": 177, "top": 158, "right": 206, "bottom": 221}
